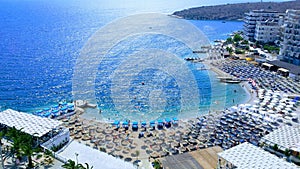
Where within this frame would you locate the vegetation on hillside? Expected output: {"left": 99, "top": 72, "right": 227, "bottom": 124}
{"left": 173, "top": 1, "right": 300, "bottom": 20}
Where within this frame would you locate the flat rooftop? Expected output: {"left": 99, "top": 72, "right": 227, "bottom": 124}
{"left": 261, "top": 125, "right": 300, "bottom": 152}
{"left": 58, "top": 140, "right": 135, "bottom": 169}
{"left": 160, "top": 146, "right": 223, "bottom": 169}
{"left": 0, "top": 109, "right": 62, "bottom": 137}
{"left": 218, "top": 142, "right": 298, "bottom": 169}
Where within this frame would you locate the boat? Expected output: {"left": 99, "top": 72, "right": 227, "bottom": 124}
{"left": 193, "top": 50, "right": 207, "bottom": 53}
{"left": 184, "top": 58, "right": 204, "bottom": 62}
{"left": 223, "top": 79, "right": 241, "bottom": 84}
{"left": 218, "top": 77, "right": 241, "bottom": 83}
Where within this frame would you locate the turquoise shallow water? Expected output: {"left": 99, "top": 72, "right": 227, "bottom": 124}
{"left": 0, "top": 0, "right": 248, "bottom": 121}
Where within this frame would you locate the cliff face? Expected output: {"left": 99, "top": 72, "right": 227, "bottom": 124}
{"left": 173, "top": 1, "right": 300, "bottom": 20}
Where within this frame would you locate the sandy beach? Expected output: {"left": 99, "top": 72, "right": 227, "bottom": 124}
{"left": 58, "top": 59, "right": 300, "bottom": 168}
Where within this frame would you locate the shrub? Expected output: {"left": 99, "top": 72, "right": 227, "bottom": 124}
{"left": 235, "top": 49, "right": 245, "bottom": 54}
{"left": 273, "top": 144, "right": 278, "bottom": 151}
{"left": 233, "top": 34, "right": 243, "bottom": 42}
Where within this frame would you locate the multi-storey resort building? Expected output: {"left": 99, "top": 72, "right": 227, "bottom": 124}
{"left": 244, "top": 10, "right": 281, "bottom": 42}
{"left": 280, "top": 9, "right": 300, "bottom": 66}
{"left": 254, "top": 20, "right": 281, "bottom": 43}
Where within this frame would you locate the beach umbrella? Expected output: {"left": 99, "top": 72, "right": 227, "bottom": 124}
{"left": 141, "top": 121, "right": 147, "bottom": 127}
{"left": 61, "top": 106, "right": 68, "bottom": 111}
{"left": 113, "top": 120, "right": 120, "bottom": 126}
{"left": 165, "top": 118, "right": 172, "bottom": 123}
{"left": 122, "top": 121, "right": 128, "bottom": 126}
{"left": 157, "top": 119, "right": 164, "bottom": 124}
{"left": 52, "top": 105, "right": 59, "bottom": 109}
{"left": 35, "top": 110, "right": 43, "bottom": 115}
{"left": 150, "top": 120, "right": 156, "bottom": 127}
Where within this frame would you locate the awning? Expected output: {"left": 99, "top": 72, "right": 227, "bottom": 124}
{"left": 261, "top": 125, "right": 300, "bottom": 152}
{"left": 278, "top": 68, "right": 289, "bottom": 73}
{"left": 0, "top": 109, "right": 62, "bottom": 137}
{"left": 218, "top": 142, "right": 299, "bottom": 169}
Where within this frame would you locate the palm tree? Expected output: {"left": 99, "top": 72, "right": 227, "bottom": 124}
{"left": 62, "top": 160, "right": 93, "bottom": 169}
{"left": 19, "top": 133, "right": 40, "bottom": 168}
{"left": 0, "top": 129, "right": 7, "bottom": 168}
{"left": 81, "top": 163, "right": 93, "bottom": 169}
{"left": 6, "top": 127, "right": 23, "bottom": 163}
{"left": 5, "top": 127, "right": 40, "bottom": 168}
{"left": 61, "top": 159, "right": 78, "bottom": 169}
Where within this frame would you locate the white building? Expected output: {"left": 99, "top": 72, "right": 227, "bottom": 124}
{"left": 280, "top": 9, "right": 300, "bottom": 66}
{"left": 244, "top": 10, "right": 281, "bottom": 41}
{"left": 254, "top": 20, "right": 281, "bottom": 43}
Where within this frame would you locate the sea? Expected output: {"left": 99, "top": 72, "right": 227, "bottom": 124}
{"left": 0, "top": 0, "right": 259, "bottom": 121}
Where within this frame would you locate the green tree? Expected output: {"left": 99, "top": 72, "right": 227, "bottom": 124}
{"left": 80, "top": 163, "right": 93, "bottom": 169}
{"left": 62, "top": 159, "right": 78, "bottom": 169}
{"left": 153, "top": 160, "right": 162, "bottom": 169}
{"left": 0, "top": 129, "right": 7, "bottom": 168}
{"left": 241, "top": 40, "right": 249, "bottom": 44}
{"left": 19, "top": 133, "right": 40, "bottom": 168}
{"left": 226, "top": 37, "right": 233, "bottom": 43}
{"left": 226, "top": 47, "right": 233, "bottom": 54}
{"left": 233, "top": 34, "right": 243, "bottom": 42}
{"left": 62, "top": 160, "right": 93, "bottom": 169}
{"left": 235, "top": 49, "right": 245, "bottom": 54}
{"left": 6, "top": 127, "right": 23, "bottom": 161}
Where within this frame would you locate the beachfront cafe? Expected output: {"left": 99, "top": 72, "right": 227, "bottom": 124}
{"left": 217, "top": 142, "right": 299, "bottom": 169}
{"left": 0, "top": 109, "right": 69, "bottom": 150}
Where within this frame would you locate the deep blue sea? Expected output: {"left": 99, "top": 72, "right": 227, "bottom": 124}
{"left": 0, "top": 0, "right": 251, "bottom": 120}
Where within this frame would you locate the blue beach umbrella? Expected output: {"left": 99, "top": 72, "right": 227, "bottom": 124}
{"left": 157, "top": 119, "right": 164, "bottom": 124}
{"left": 52, "top": 105, "right": 59, "bottom": 109}
{"left": 113, "top": 120, "right": 120, "bottom": 126}
{"left": 165, "top": 118, "right": 172, "bottom": 123}
{"left": 122, "top": 121, "right": 128, "bottom": 126}
{"left": 36, "top": 110, "right": 43, "bottom": 115}
{"left": 61, "top": 107, "right": 68, "bottom": 111}
{"left": 52, "top": 109, "right": 59, "bottom": 114}
{"left": 132, "top": 122, "right": 138, "bottom": 129}
{"left": 43, "top": 108, "right": 50, "bottom": 111}
{"left": 51, "top": 109, "right": 59, "bottom": 117}
{"left": 141, "top": 121, "right": 147, "bottom": 126}
{"left": 67, "top": 103, "right": 74, "bottom": 107}
{"left": 173, "top": 117, "right": 178, "bottom": 121}
{"left": 44, "top": 112, "right": 51, "bottom": 117}
{"left": 150, "top": 121, "right": 156, "bottom": 127}
{"left": 292, "top": 97, "right": 300, "bottom": 102}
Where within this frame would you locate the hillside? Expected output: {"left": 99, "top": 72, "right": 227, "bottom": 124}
{"left": 173, "top": 0, "right": 300, "bottom": 20}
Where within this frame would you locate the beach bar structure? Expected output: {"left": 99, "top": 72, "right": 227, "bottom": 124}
{"left": 217, "top": 142, "right": 299, "bottom": 169}
{"left": 260, "top": 125, "right": 300, "bottom": 161}
{"left": 0, "top": 109, "right": 69, "bottom": 149}
{"left": 0, "top": 109, "right": 63, "bottom": 138}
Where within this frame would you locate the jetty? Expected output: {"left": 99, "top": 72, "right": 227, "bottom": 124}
{"left": 75, "top": 100, "right": 97, "bottom": 109}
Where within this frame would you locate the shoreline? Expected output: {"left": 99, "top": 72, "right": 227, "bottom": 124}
{"left": 80, "top": 61, "right": 253, "bottom": 124}
{"left": 204, "top": 60, "right": 254, "bottom": 104}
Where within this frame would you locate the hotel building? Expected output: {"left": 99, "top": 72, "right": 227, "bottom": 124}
{"left": 244, "top": 10, "right": 281, "bottom": 42}
{"left": 280, "top": 9, "right": 300, "bottom": 66}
